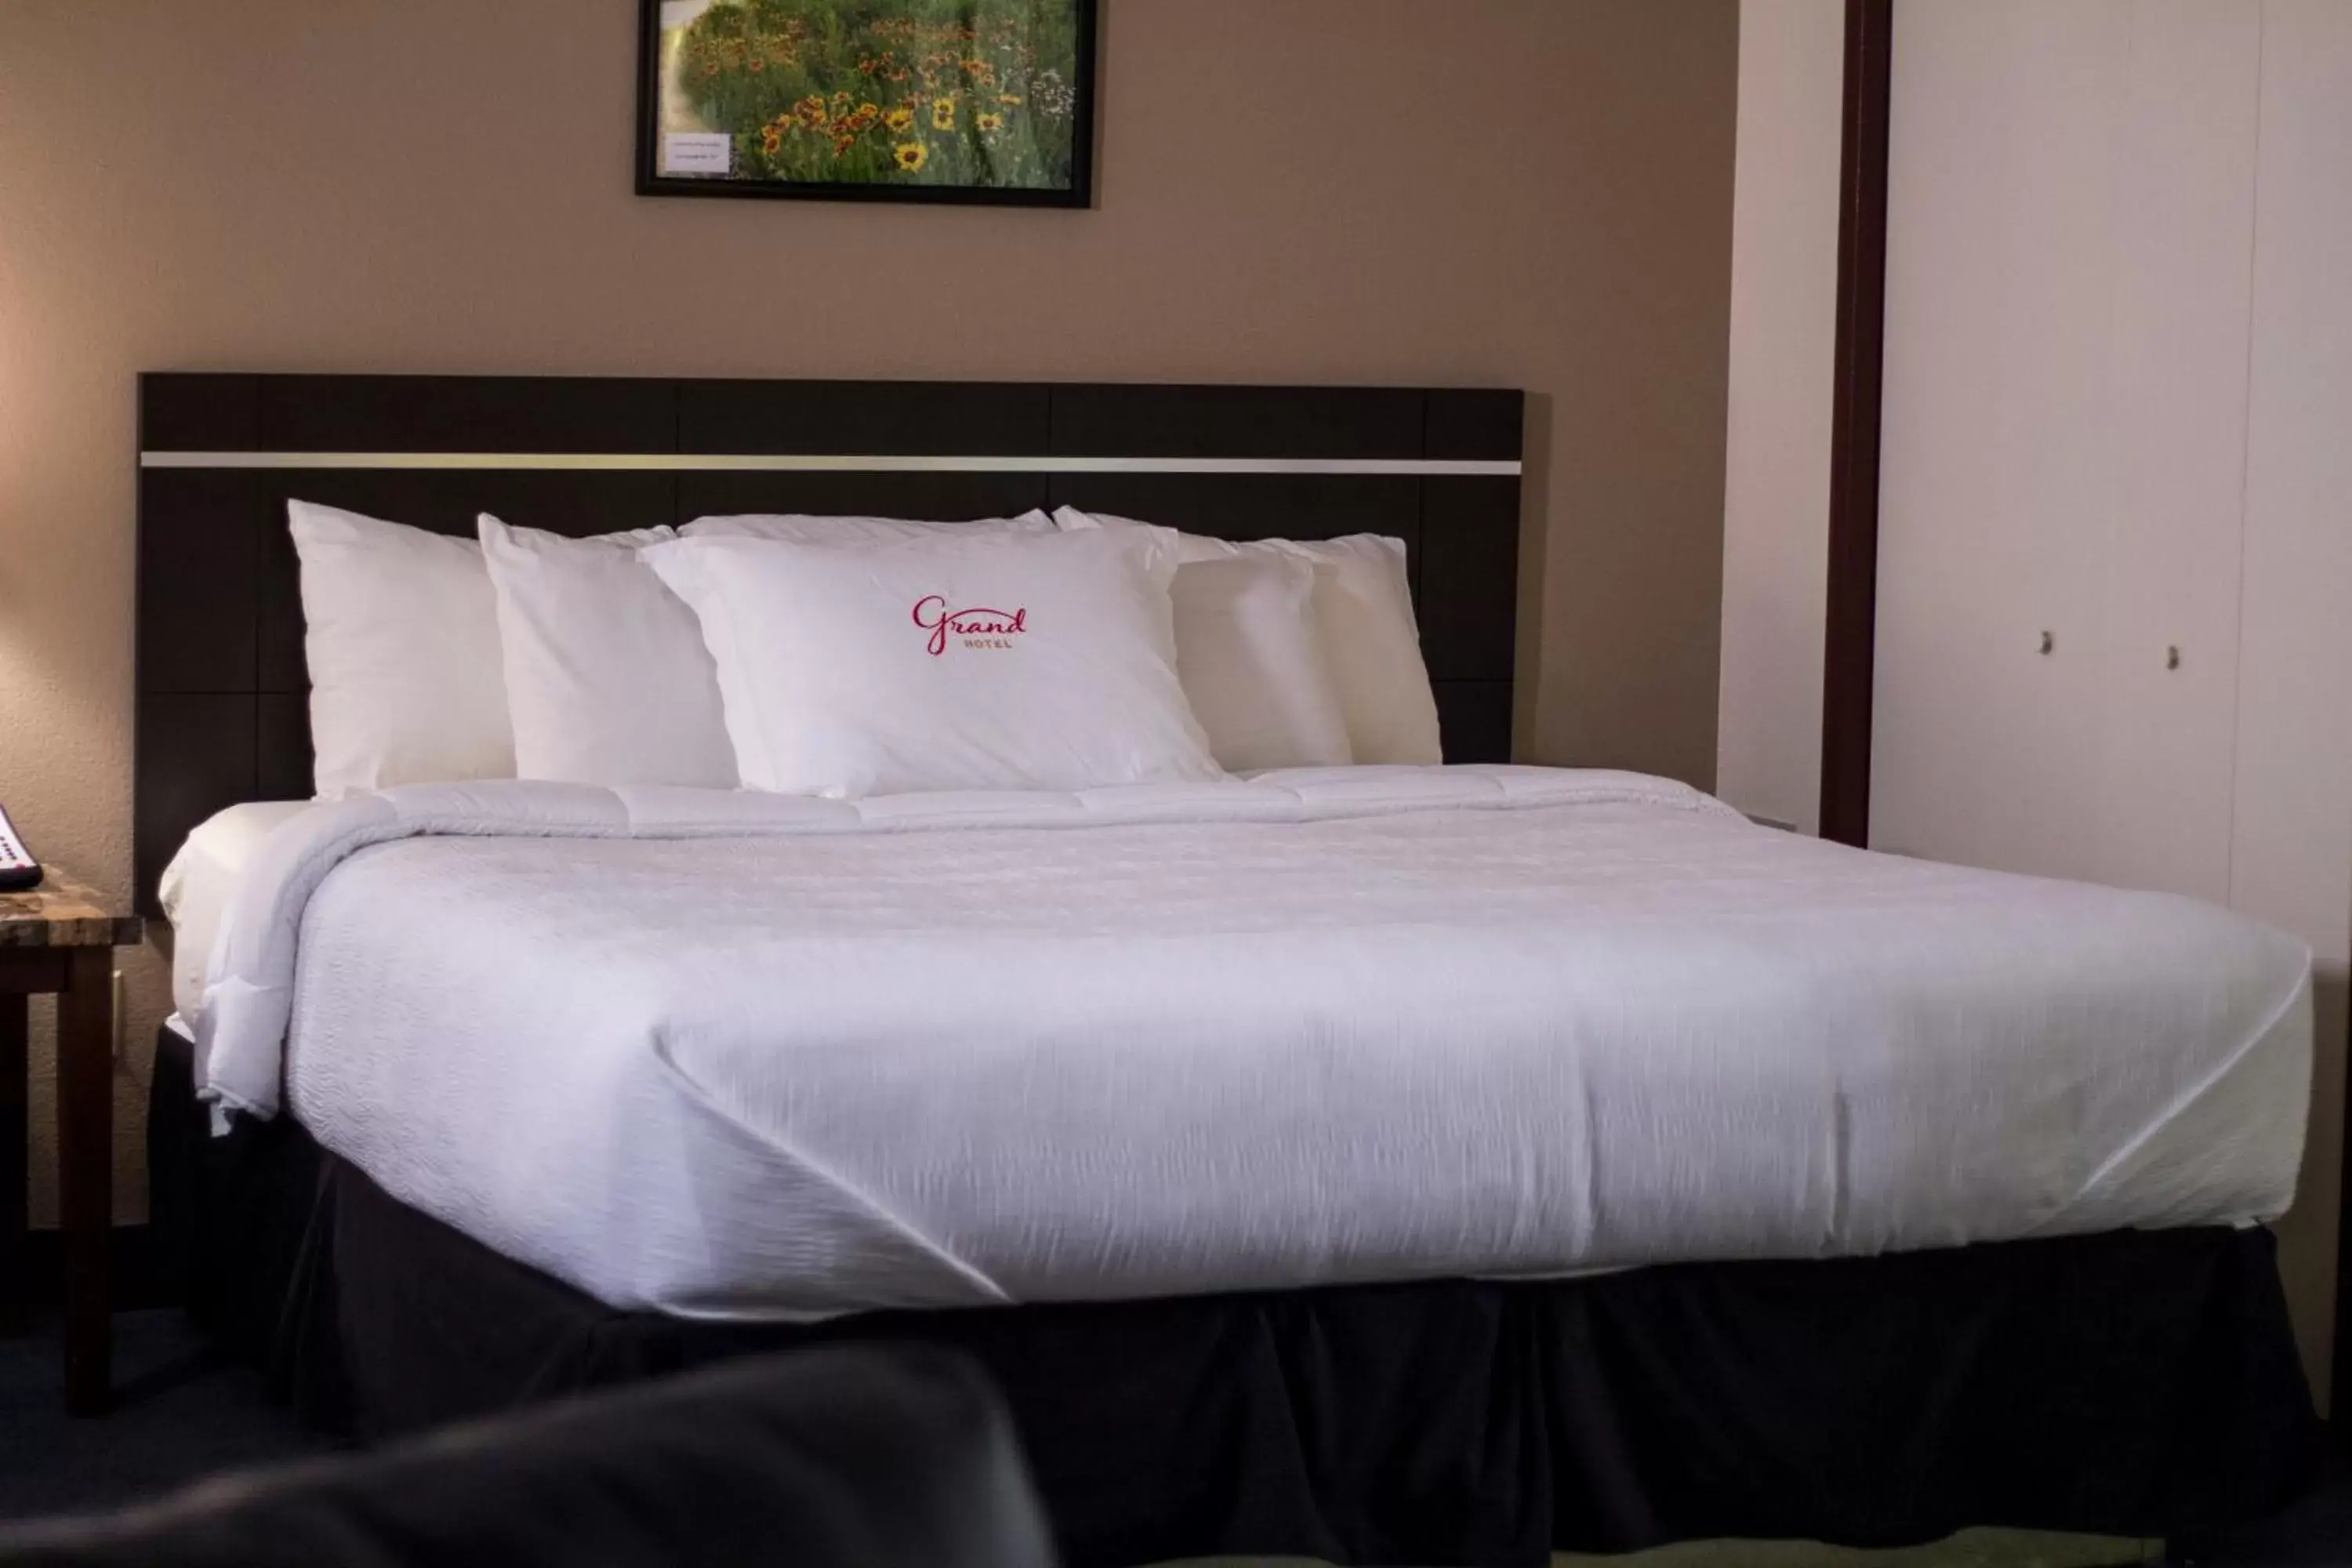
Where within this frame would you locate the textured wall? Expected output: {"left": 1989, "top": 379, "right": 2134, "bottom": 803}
{"left": 0, "top": 0, "right": 1737, "bottom": 1222}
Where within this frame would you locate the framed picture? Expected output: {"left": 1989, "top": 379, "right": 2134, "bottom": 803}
{"left": 637, "top": 0, "right": 1097, "bottom": 207}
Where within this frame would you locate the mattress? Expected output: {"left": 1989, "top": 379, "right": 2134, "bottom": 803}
{"left": 158, "top": 800, "right": 315, "bottom": 1022}
{"left": 191, "top": 766, "right": 2314, "bottom": 1321}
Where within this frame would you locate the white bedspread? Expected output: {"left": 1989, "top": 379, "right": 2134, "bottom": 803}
{"left": 194, "top": 766, "right": 2314, "bottom": 1319}
{"left": 160, "top": 800, "right": 314, "bottom": 1021}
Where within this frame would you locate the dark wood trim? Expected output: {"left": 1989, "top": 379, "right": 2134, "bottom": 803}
{"left": 0, "top": 942, "right": 125, "bottom": 1413}
{"left": 0, "top": 950, "right": 68, "bottom": 993}
{"left": 0, "top": 994, "right": 26, "bottom": 1335}
{"left": 1818, "top": 0, "right": 1894, "bottom": 848}
{"left": 58, "top": 946, "right": 113, "bottom": 1414}
{"left": 8, "top": 1225, "right": 166, "bottom": 1317}
{"left": 2339, "top": 985, "right": 2352, "bottom": 1435}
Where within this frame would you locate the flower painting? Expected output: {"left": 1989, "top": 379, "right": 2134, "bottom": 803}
{"left": 638, "top": 0, "right": 1095, "bottom": 206}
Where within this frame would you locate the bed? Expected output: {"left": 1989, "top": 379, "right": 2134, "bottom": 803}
{"left": 136, "top": 374, "right": 2321, "bottom": 1567}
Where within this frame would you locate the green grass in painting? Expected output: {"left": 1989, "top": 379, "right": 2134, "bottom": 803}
{"left": 666, "top": 0, "right": 1081, "bottom": 190}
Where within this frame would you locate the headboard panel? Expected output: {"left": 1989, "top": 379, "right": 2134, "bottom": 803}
{"left": 135, "top": 375, "right": 1525, "bottom": 915}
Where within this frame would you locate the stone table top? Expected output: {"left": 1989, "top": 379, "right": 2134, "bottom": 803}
{"left": 0, "top": 872, "right": 143, "bottom": 949}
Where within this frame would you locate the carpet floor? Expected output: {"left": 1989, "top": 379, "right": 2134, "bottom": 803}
{"left": 0, "top": 1308, "right": 332, "bottom": 1521}
{"left": 0, "top": 1310, "right": 2343, "bottom": 1566}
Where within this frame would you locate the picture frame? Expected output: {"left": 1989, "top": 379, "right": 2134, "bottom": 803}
{"left": 635, "top": 0, "right": 1098, "bottom": 208}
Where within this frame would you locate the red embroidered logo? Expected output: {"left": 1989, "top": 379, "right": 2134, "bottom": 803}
{"left": 912, "top": 595, "right": 1029, "bottom": 655}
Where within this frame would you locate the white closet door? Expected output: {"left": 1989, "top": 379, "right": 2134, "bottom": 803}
{"left": 2085, "top": 1, "right": 2260, "bottom": 903}
{"left": 1873, "top": 0, "right": 2123, "bottom": 883}
{"left": 2231, "top": 0, "right": 2352, "bottom": 1399}
{"left": 1872, "top": 0, "right": 2259, "bottom": 902}
{"left": 2232, "top": 0, "right": 2352, "bottom": 973}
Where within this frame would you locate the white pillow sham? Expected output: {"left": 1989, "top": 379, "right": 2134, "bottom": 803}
{"left": 477, "top": 515, "right": 738, "bottom": 788}
{"left": 293, "top": 503, "right": 1063, "bottom": 797}
{"left": 644, "top": 527, "right": 1221, "bottom": 798}
{"left": 682, "top": 508, "right": 1054, "bottom": 543}
{"left": 290, "top": 500, "right": 523, "bottom": 797}
{"left": 1054, "top": 506, "right": 1442, "bottom": 764}
{"left": 1163, "top": 554, "right": 1352, "bottom": 771}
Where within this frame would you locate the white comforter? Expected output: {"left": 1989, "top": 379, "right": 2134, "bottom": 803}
{"left": 194, "top": 766, "right": 2314, "bottom": 1319}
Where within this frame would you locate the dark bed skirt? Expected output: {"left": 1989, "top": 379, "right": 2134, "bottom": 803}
{"left": 150, "top": 1028, "right": 2320, "bottom": 1568}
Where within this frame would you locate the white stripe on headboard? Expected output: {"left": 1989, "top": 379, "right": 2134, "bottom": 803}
{"left": 138, "top": 452, "right": 1521, "bottom": 476}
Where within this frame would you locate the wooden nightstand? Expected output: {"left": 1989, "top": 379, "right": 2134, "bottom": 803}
{"left": 0, "top": 872, "right": 140, "bottom": 1415}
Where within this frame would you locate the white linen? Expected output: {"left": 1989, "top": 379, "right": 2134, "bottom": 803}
{"left": 1056, "top": 506, "right": 1442, "bottom": 764}
{"left": 289, "top": 500, "right": 521, "bottom": 795}
{"left": 157, "top": 800, "right": 313, "bottom": 1020}
{"left": 477, "top": 515, "right": 739, "bottom": 789}
{"left": 194, "top": 768, "right": 2313, "bottom": 1321}
{"left": 644, "top": 527, "right": 1221, "bottom": 797}
{"left": 1167, "top": 554, "right": 1353, "bottom": 771}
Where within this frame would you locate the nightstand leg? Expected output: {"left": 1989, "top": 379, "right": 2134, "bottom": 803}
{"left": 57, "top": 949, "right": 111, "bottom": 1416}
{"left": 0, "top": 993, "right": 24, "bottom": 1337}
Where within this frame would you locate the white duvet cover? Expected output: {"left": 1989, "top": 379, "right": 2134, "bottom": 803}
{"left": 194, "top": 767, "right": 2313, "bottom": 1320}
{"left": 160, "top": 800, "right": 316, "bottom": 1022}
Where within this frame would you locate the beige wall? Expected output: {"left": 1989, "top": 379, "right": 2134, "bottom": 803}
{"left": 1715, "top": 0, "right": 1842, "bottom": 835}
{"left": 0, "top": 1, "right": 1739, "bottom": 1223}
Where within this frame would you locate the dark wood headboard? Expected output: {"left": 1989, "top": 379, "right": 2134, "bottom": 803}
{"left": 133, "top": 375, "right": 1524, "bottom": 915}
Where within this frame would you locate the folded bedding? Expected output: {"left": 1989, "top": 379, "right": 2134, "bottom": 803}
{"left": 186, "top": 766, "right": 2313, "bottom": 1322}
{"left": 159, "top": 800, "right": 317, "bottom": 1023}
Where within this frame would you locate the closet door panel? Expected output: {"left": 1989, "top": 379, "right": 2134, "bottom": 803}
{"left": 2232, "top": 0, "right": 2352, "bottom": 1409}
{"left": 2085, "top": 0, "right": 2259, "bottom": 904}
{"left": 2231, "top": 0, "right": 2352, "bottom": 966}
{"left": 1874, "top": 0, "right": 2256, "bottom": 903}
{"left": 1873, "top": 0, "right": 2125, "bottom": 879}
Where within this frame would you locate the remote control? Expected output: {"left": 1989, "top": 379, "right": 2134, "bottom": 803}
{"left": 0, "top": 801, "right": 42, "bottom": 892}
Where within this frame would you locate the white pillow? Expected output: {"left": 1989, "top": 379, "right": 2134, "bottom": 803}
{"left": 477, "top": 515, "right": 738, "bottom": 788}
{"left": 1165, "top": 554, "right": 1352, "bottom": 771}
{"left": 1054, "top": 507, "right": 1442, "bottom": 764}
{"left": 643, "top": 528, "right": 1222, "bottom": 798}
{"left": 682, "top": 508, "right": 1054, "bottom": 543}
{"left": 290, "top": 500, "right": 517, "bottom": 796}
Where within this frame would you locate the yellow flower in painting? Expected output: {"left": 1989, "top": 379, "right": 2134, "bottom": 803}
{"left": 932, "top": 96, "right": 956, "bottom": 130}
{"left": 858, "top": 102, "right": 880, "bottom": 119}
{"left": 893, "top": 141, "right": 929, "bottom": 172}
{"left": 998, "top": 93, "right": 1022, "bottom": 105}
{"left": 976, "top": 111, "right": 1004, "bottom": 132}
{"left": 759, "top": 125, "right": 782, "bottom": 154}
{"left": 884, "top": 106, "right": 915, "bottom": 133}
